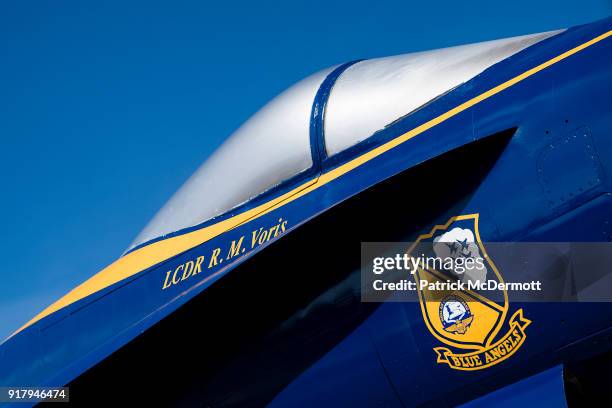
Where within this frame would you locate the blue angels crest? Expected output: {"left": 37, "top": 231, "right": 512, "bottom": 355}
{"left": 408, "top": 214, "right": 530, "bottom": 370}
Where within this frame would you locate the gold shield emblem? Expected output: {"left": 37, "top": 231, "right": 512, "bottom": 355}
{"left": 408, "top": 214, "right": 530, "bottom": 370}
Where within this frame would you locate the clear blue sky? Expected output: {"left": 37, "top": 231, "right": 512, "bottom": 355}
{"left": 0, "top": 1, "right": 610, "bottom": 340}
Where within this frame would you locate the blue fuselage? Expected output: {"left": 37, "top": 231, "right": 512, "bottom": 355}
{"left": 1, "top": 17, "right": 612, "bottom": 408}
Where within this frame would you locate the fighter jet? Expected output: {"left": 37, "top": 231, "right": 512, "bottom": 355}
{"left": 1, "top": 15, "right": 611, "bottom": 408}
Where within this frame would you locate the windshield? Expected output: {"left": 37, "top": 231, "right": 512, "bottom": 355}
{"left": 129, "top": 66, "right": 335, "bottom": 250}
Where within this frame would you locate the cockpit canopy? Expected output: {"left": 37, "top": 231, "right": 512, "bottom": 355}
{"left": 129, "top": 30, "right": 561, "bottom": 251}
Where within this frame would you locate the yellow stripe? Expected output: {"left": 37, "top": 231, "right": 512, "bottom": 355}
{"left": 10, "top": 29, "right": 612, "bottom": 339}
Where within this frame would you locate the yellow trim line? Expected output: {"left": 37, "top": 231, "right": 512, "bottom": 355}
{"left": 10, "top": 29, "right": 612, "bottom": 340}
